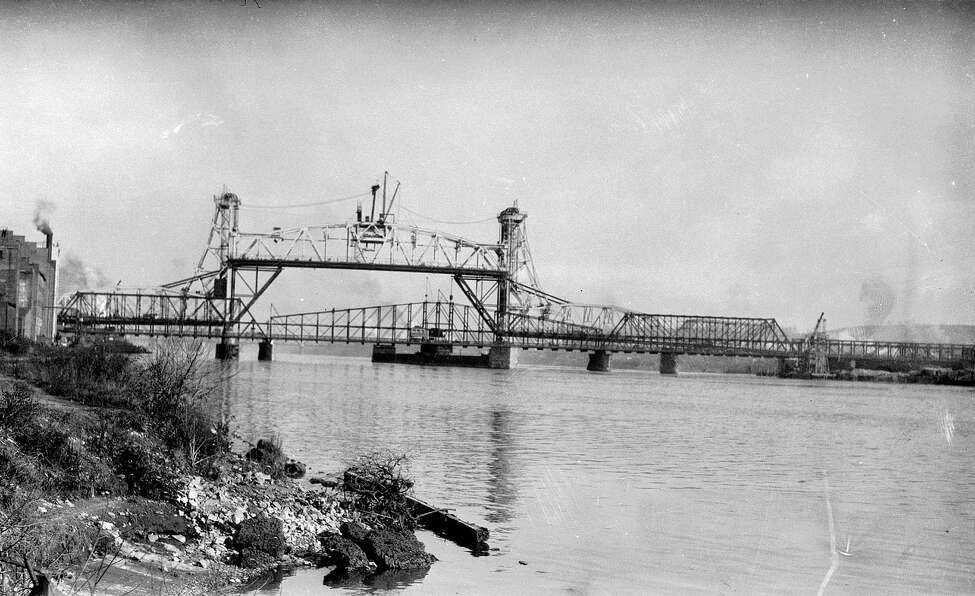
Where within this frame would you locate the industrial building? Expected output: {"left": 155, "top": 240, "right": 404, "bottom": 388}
{"left": 0, "top": 228, "right": 56, "bottom": 341}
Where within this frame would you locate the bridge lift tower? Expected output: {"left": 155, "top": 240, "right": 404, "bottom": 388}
{"left": 165, "top": 176, "right": 559, "bottom": 361}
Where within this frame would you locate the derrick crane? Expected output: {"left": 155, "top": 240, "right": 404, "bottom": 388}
{"left": 801, "top": 312, "right": 832, "bottom": 377}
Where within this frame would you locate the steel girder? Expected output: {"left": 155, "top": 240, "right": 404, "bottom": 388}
{"left": 229, "top": 223, "right": 504, "bottom": 278}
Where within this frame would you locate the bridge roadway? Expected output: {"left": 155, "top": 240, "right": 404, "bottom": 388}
{"left": 56, "top": 295, "right": 975, "bottom": 372}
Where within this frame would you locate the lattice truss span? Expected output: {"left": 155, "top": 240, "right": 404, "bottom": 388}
{"left": 268, "top": 301, "right": 797, "bottom": 356}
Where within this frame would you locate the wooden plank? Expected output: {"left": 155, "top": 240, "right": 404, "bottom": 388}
{"left": 344, "top": 471, "right": 490, "bottom": 553}
{"left": 406, "top": 494, "right": 490, "bottom": 553}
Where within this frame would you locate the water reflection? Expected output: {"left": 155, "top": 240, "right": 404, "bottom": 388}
{"left": 484, "top": 409, "right": 516, "bottom": 525}
{"left": 322, "top": 566, "right": 429, "bottom": 591}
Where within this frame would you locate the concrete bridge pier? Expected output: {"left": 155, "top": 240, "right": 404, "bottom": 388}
{"left": 215, "top": 340, "right": 240, "bottom": 361}
{"left": 659, "top": 352, "right": 678, "bottom": 375}
{"left": 587, "top": 350, "right": 611, "bottom": 372}
{"left": 776, "top": 357, "right": 796, "bottom": 376}
{"left": 258, "top": 340, "right": 273, "bottom": 361}
{"left": 488, "top": 345, "right": 519, "bottom": 369}
{"left": 372, "top": 343, "right": 396, "bottom": 363}
{"left": 421, "top": 343, "right": 453, "bottom": 357}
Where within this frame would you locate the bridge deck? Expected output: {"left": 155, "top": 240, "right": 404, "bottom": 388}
{"left": 57, "top": 295, "right": 974, "bottom": 366}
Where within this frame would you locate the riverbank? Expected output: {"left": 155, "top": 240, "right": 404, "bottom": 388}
{"left": 0, "top": 339, "right": 439, "bottom": 594}
{"left": 776, "top": 365, "right": 975, "bottom": 385}
{"left": 834, "top": 366, "right": 975, "bottom": 385}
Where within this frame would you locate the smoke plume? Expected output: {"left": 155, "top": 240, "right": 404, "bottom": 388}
{"left": 859, "top": 276, "right": 896, "bottom": 326}
{"left": 33, "top": 199, "right": 55, "bottom": 236}
{"left": 58, "top": 252, "right": 111, "bottom": 297}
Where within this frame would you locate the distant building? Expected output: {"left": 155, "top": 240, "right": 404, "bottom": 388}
{"left": 0, "top": 228, "right": 56, "bottom": 340}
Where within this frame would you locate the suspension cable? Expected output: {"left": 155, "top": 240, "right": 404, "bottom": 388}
{"left": 398, "top": 205, "right": 496, "bottom": 225}
{"left": 243, "top": 191, "right": 372, "bottom": 210}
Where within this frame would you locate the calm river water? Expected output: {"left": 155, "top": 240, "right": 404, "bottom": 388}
{"left": 217, "top": 349, "right": 974, "bottom": 595}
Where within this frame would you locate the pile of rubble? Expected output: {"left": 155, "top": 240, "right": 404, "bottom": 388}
{"left": 23, "top": 448, "right": 448, "bottom": 594}
{"left": 172, "top": 466, "right": 346, "bottom": 566}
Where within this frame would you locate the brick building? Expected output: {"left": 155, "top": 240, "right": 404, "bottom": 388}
{"left": 0, "top": 228, "right": 57, "bottom": 340}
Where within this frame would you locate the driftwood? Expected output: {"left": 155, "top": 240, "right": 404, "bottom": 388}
{"left": 344, "top": 471, "right": 490, "bottom": 553}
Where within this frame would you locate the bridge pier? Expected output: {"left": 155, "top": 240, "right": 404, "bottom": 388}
{"left": 215, "top": 340, "right": 239, "bottom": 361}
{"left": 488, "top": 345, "right": 519, "bottom": 369}
{"left": 659, "top": 352, "right": 678, "bottom": 375}
{"left": 776, "top": 357, "right": 796, "bottom": 376}
{"left": 420, "top": 343, "right": 453, "bottom": 357}
{"left": 586, "top": 350, "right": 611, "bottom": 372}
{"left": 258, "top": 340, "right": 273, "bottom": 361}
{"left": 372, "top": 343, "right": 396, "bottom": 363}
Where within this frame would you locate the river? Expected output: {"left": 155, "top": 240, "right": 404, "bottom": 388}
{"left": 217, "top": 349, "right": 974, "bottom": 595}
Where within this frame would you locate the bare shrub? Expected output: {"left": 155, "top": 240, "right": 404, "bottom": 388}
{"left": 128, "top": 340, "right": 232, "bottom": 473}
{"left": 343, "top": 450, "right": 416, "bottom": 531}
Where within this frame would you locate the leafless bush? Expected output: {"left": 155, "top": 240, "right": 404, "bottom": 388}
{"left": 343, "top": 450, "right": 416, "bottom": 531}
{"left": 128, "top": 340, "right": 233, "bottom": 472}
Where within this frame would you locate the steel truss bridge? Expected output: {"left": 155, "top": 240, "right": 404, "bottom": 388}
{"left": 56, "top": 182, "right": 975, "bottom": 372}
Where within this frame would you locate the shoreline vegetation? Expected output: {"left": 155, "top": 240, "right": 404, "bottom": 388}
{"left": 0, "top": 337, "right": 441, "bottom": 595}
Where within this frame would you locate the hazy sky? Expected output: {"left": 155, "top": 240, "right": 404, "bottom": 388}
{"left": 2, "top": 1, "right": 973, "bottom": 330}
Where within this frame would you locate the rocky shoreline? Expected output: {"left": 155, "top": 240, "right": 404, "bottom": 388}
{"left": 11, "top": 453, "right": 442, "bottom": 595}
{"left": 0, "top": 340, "right": 442, "bottom": 595}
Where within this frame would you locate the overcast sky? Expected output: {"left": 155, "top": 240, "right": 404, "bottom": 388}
{"left": 1, "top": 1, "right": 972, "bottom": 330}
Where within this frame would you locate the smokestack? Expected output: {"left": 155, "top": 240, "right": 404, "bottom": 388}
{"left": 33, "top": 200, "right": 55, "bottom": 260}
